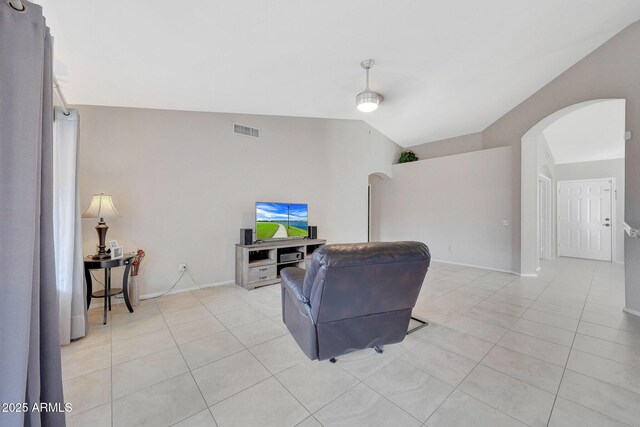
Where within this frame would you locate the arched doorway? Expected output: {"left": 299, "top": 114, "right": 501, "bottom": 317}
{"left": 521, "top": 99, "right": 626, "bottom": 276}
{"left": 368, "top": 172, "right": 391, "bottom": 242}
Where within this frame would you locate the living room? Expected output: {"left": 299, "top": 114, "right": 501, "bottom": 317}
{"left": 2, "top": 1, "right": 640, "bottom": 427}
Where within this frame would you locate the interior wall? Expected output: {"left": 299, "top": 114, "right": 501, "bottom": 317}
{"left": 402, "top": 20, "right": 639, "bottom": 310}
{"left": 373, "top": 147, "right": 513, "bottom": 272}
{"left": 407, "top": 132, "right": 484, "bottom": 160}
{"left": 556, "top": 158, "right": 625, "bottom": 263}
{"left": 481, "top": 21, "right": 640, "bottom": 283}
{"left": 77, "top": 106, "right": 400, "bottom": 296}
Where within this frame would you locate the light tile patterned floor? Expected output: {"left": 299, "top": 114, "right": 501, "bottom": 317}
{"left": 62, "top": 257, "right": 639, "bottom": 427}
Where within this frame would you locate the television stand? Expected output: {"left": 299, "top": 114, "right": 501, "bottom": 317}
{"left": 235, "top": 239, "right": 326, "bottom": 290}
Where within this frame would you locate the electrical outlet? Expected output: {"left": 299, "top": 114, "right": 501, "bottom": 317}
{"left": 177, "top": 263, "right": 187, "bottom": 272}
{"left": 502, "top": 220, "right": 509, "bottom": 226}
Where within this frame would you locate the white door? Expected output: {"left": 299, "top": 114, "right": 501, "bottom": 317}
{"left": 558, "top": 180, "right": 612, "bottom": 261}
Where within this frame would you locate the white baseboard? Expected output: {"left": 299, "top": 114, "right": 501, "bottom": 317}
{"left": 88, "top": 280, "right": 238, "bottom": 308}
{"left": 623, "top": 307, "right": 640, "bottom": 318}
{"left": 140, "top": 280, "right": 236, "bottom": 300}
{"left": 430, "top": 258, "right": 518, "bottom": 276}
{"left": 519, "top": 273, "right": 539, "bottom": 278}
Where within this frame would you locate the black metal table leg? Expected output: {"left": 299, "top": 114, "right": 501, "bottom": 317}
{"left": 107, "top": 268, "right": 112, "bottom": 311}
{"left": 122, "top": 262, "right": 134, "bottom": 313}
{"left": 84, "top": 266, "right": 93, "bottom": 309}
{"left": 103, "top": 268, "right": 108, "bottom": 325}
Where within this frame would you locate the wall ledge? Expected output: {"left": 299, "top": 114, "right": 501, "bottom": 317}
{"left": 623, "top": 221, "right": 640, "bottom": 238}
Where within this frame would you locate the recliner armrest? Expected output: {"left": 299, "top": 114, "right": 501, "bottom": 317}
{"left": 280, "top": 267, "right": 308, "bottom": 303}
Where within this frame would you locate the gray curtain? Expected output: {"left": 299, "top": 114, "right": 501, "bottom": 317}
{"left": 0, "top": 2, "right": 66, "bottom": 426}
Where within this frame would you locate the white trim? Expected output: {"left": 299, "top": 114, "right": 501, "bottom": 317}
{"left": 538, "top": 174, "right": 553, "bottom": 262}
{"left": 623, "top": 307, "right": 640, "bottom": 318}
{"left": 141, "top": 280, "right": 236, "bottom": 300}
{"left": 88, "top": 279, "right": 238, "bottom": 308}
{"left": 430, "top": 258, "right": 519, "bottom": 276}
{"left": 367, "top": 183, "right": 372, "bottom": 242}
{"left": 556, "top": 177, "right": 616, "bottom": 262}
{"left": 520, "top": 273, "right": 539, "bottom": 278}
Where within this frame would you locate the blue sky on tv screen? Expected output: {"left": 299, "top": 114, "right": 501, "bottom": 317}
{"left": 256, "top": 202, "right": 308, "bottom": 222}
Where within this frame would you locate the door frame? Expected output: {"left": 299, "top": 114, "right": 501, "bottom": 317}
{"left": 556, "top": 177, "right": 617, "bottom": 262}
{"left": 538, "top": 174, "right": 552, "bottom": 261}
{"left": 367, "top": 183, "right": 371, "bottom": 242}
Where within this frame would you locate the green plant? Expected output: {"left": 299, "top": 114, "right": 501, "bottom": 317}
{"left": 398, "top": 150, "right": 419, "bottom": 164}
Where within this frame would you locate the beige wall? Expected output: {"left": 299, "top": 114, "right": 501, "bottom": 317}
{"left": 408, "top": 132, "right": 483, "bottom": 160}
{"left": 482, "top": 20, "right": 640, "bottom": 310}
{"left": 401, "top": 21, "right": 640, "bottom": 310}
{"left": 77, "top": 106, "right": 400, "bottom": 296}
{"left": 372, "top": 147, "right": 513, "bottom": 272}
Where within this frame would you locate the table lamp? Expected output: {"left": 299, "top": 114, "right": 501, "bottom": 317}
{"left": 82, "top": 193, "right": 121, "bottom": 260}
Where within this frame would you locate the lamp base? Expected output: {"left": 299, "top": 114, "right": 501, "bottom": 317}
{"left": 92, "top": 219, "right": 110, "bottom": 260}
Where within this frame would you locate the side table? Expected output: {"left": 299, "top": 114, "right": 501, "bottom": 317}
{"left": 84, "top": 254, "right": 135, "bottom": 325}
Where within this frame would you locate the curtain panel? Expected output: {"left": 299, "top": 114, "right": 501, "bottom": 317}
{"left": 0, "top": 2, "right": 66, "bottom": 426}
{"left": 54, "top": 108, "right": 86, "bottom": 345}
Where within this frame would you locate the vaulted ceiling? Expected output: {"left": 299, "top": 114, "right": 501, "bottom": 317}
{"left": 544, "top": 99, "right": 625, "bottom": 164}
{"left": 37, "top": 0, "right": 640, "bottom": 147}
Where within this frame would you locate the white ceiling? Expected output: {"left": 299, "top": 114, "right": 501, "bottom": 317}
{"left": 543, "top": 99, "right": 625, "bottom": 164}
{"left": 36, "top": 0, "right": 640, "bottom": 147}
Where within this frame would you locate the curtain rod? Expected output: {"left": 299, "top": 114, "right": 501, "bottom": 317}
{"left": 7, "top": 0, "right": 69, "bottom": 116}
{"left": 7, "top": 1, "right": 71, "bottom": 115}
{"left": 53, "top": 76, "right": 70, "bottom": 116}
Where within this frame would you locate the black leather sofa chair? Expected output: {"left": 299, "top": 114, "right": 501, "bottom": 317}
{"left": 280, "top": 241, "right": 431, "bottom": 361}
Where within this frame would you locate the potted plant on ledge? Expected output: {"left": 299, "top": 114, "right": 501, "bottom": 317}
{"left": 398, "top": 150, "right": 419, "bottom": 164}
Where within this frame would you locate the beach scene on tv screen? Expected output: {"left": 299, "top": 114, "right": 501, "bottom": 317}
{"left": 256, "top": 202, "right": 308, "bottom": 240}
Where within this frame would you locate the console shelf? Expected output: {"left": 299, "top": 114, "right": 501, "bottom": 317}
{"left": 235, "top": 239, "right": 326, "bottom": 290}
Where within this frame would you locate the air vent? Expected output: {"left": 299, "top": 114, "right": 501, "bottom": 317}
{"left": 233, "top": 123, "right": 260, "bottom": 138}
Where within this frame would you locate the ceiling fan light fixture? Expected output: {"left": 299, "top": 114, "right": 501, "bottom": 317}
{"left": 356, "top": 59, "right": 383, "bottom": 113}
{"left": 356, "top": 90, "right": 382, "bottom": 112}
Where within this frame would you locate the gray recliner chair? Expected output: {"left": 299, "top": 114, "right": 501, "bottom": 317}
{"left": 280, "top": 241, "right": 431, "bottom": 361}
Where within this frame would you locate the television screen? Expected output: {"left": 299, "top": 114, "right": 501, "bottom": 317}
{"left": 256, "top": 202, "right": 308, "bottom": 240}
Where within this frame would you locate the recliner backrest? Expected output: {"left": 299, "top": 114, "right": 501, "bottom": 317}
{"left": 302, "top": 242, "right": 430, "bottom": 324}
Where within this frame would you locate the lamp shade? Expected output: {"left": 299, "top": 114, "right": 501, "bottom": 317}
{"left": 82, "top": 193, "right": 120, "bottom": 219}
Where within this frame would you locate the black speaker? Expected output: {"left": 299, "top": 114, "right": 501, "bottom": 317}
{"left": 240, "top": 229, "right": 253, "bottom": 245}
{"left": 307, "top": 226, "right": 317, "bottom": 239}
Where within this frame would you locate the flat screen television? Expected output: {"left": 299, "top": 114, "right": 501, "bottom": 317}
{"left": 256, "top": 202, "right": 308, "bottom": 240}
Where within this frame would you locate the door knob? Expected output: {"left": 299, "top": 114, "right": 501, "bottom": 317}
{"left": 603, "top": 224, "right": 610, "bottom": 227}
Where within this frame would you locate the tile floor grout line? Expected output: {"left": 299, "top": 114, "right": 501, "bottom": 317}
{"left": 423, "top": 270, "right": 556, "bottom": 426}
{"left": 110, "top": 302, "right": 116, "bottom": 427}
{"left": 69, "top": 262, "right": 632, "bottom": 426}
{"left": 360, "top": 381, "right": 425, "bottom": 425}
{"left": 544, "top": 262, "right": 595, "bottom": 427}
{"left": 156, "top": 298, "right": 219, "bottom": 427}
{"left": 568, "top": 334, "right": 640, "bottom": 365}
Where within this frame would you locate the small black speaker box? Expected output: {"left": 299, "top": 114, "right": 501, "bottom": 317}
{"left": 240, "top": 228, "right": 253, "bottom": 245}
{"left": 307, "top": 226, "right": 317, "bottom": 239}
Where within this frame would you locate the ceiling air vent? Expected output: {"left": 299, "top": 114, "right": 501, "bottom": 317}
{"left": 233, "top": 123, "right": 260, "bottom": 138}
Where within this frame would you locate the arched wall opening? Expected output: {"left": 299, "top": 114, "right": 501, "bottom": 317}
{"left": 520, "top": 99, "right": 626, "bottom": 276}
{"left": 368, "top": 172, "right": 391, "bottom": 242}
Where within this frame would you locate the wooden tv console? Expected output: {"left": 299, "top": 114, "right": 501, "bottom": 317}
{"left": 235, "top": 239, "right": 326, "bottom": 290}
